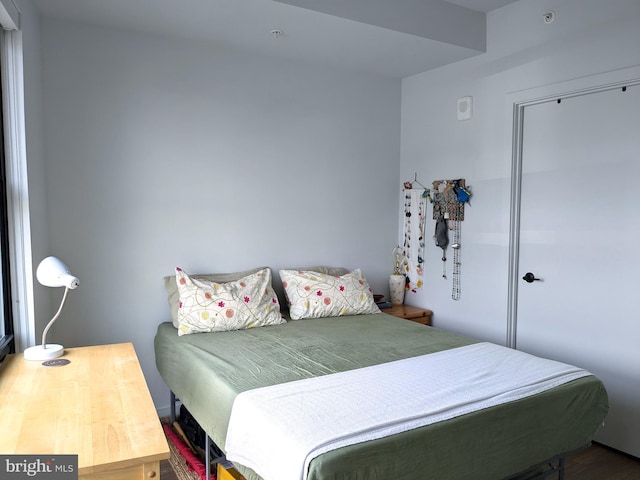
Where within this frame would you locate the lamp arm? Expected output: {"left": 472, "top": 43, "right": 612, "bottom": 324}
{"left": 41, "top": 287, "right": 70, "bottom": 349}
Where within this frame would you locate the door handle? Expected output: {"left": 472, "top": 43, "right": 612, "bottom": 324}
{"left": 522, "top": 272, "right": 541, "bottom": 283}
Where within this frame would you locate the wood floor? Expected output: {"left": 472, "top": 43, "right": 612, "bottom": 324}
{"left": 160, "top": 458, "right": 181, "bottom": 480}
{"left": 564, "top": 443, "right": 640, "bottom": 480}
{"left": 160, "top": 442, "right": 640, "bottom": 479}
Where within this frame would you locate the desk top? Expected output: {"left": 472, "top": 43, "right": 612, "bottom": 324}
{"left": 0, "top": 343, "right": 169, "bottom": 475}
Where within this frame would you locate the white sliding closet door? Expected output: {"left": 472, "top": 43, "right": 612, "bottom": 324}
{"left": 516, "top": 84, "right": 640, "bottom": 457}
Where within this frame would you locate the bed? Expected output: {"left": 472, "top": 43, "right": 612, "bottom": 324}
{"left": 154, "top": 267, "right": 608, "bottom": 480}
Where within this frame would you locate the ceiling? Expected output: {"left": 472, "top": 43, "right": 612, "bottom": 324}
{"left": 32, "top": 0, "right": 521, "bottom": 78}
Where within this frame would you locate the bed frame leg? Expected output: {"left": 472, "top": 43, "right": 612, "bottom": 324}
{"left": 206, "top": 435, "right": 211, "bottom": 480}
{"left": 168, "top": 391, "right": 222, "bottom": 480}
{"left": 557, "top": 457, "right": 565, "bottom": 480}
{"left": 170, "top": 391, "right": 177, "bottom": 423}
{"left": 506, "top": 454, "right": 567, "bottom": 480}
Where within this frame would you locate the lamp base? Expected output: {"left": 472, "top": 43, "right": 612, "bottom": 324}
{"left": 24, "top": 344, "right": 64, "bottom": 361}
{"left": 389, "top": 273, "right": 406, "bottom": 305}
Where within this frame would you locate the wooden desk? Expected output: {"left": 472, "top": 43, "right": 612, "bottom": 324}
{"left": 0, "top": 343, "right": 169, "bottom": 479}
{"left": 381, "top": 304, "right": 432, "bottom": 325}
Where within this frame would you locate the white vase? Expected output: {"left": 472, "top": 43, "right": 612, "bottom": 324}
{"left": 389, "top": 274, "right": 405, "bottom": 305}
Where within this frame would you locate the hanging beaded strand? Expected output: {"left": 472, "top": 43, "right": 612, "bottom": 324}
{"left": 451, "top": 179, "right": 468, "bottom": 300}
{"left": 415, "top": 189, "right": 427, "bottom": 289}
{"left": 403, "top": 182, "right": 412, "bottom": 282}
{"left": 452, "top": 218, "right": 461, "bottom": 300}
{"left": 402, "top": 182, "right": 428, "bottom": 292}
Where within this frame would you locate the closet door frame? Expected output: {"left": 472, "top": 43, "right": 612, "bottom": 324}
{"left": 505, "top": 65, "right": 640, "bottom": 349}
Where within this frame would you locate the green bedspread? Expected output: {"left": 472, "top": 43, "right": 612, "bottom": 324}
{"left": 154, "top": 313, "right": 608, "bottom": 480}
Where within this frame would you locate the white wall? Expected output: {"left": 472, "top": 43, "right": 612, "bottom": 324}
{"left": 32, "top": 0, "right": 640, "bottom": 418}
{"left": 400, "top": 0, "right": 640, "bottom": 342}
{"left": 39, "top": 18, "right": 400, "bottom": 413}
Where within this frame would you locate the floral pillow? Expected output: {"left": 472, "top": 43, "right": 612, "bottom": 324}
{"left": 164, "top": 266, "right": 265, "bottom": 327}
{"left": 176, "top": 267, "right": 285, "bottom": 335}
{"left": 280, "top": 268, "right": 380, "bottom": 320}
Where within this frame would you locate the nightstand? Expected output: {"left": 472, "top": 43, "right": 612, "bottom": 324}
{"left": 381, "top": 304, "right": 432, "bottom": 326}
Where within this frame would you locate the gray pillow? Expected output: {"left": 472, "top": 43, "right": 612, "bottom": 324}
{"left": 287, "top": 266, "right": 350, "bottom": 277}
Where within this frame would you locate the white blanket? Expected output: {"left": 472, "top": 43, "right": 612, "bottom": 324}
{"left": 225, "top": 342, "right": 591, "bottom": 480}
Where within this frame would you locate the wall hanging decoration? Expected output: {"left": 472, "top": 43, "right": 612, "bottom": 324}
{"left": 402, "top": 175, "right": 429, "bottom": 294}
{"left": 434, "top": 217, "right": 449, "bottom": 279}
{"left": 432, "top": 179, "right": 471, "bottom": 300}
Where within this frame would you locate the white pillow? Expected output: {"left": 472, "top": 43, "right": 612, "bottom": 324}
{"left": 176, "top": 267, "right": 285, "bottom": 335}
{"left": 280, "top": 268, "right": 380, "bottom": 320}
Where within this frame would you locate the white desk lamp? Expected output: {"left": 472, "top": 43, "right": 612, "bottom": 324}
{"left": 23, "top": 256, "right": 79, "bottom": 361}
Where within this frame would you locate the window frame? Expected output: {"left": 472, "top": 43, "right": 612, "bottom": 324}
{"left": 0, "top": 69, "right": 14, "bottom": 360}
{"left": 0, "top": 26, "right": 36, "bottom": 358}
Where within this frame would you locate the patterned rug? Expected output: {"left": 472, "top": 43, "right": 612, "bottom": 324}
{"left": 161, "top": 418, "right": 215, "bottom": 480}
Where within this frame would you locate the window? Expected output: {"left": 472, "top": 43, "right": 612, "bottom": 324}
{"left": 0, "top": 3, "right": 36, "bottom": 359}
{"left": 0, "top": 0, "right": 15, "bottom": 362}
{"left": 0, "top": 75, "right": 13, "bottom": 360}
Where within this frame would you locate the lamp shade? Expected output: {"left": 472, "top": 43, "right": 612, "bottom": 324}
{"left": 36, "top": 256, "right": 79, "bottom": 289}
{"left": 391, "top": 245, "right": 406, "bottom": 275}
